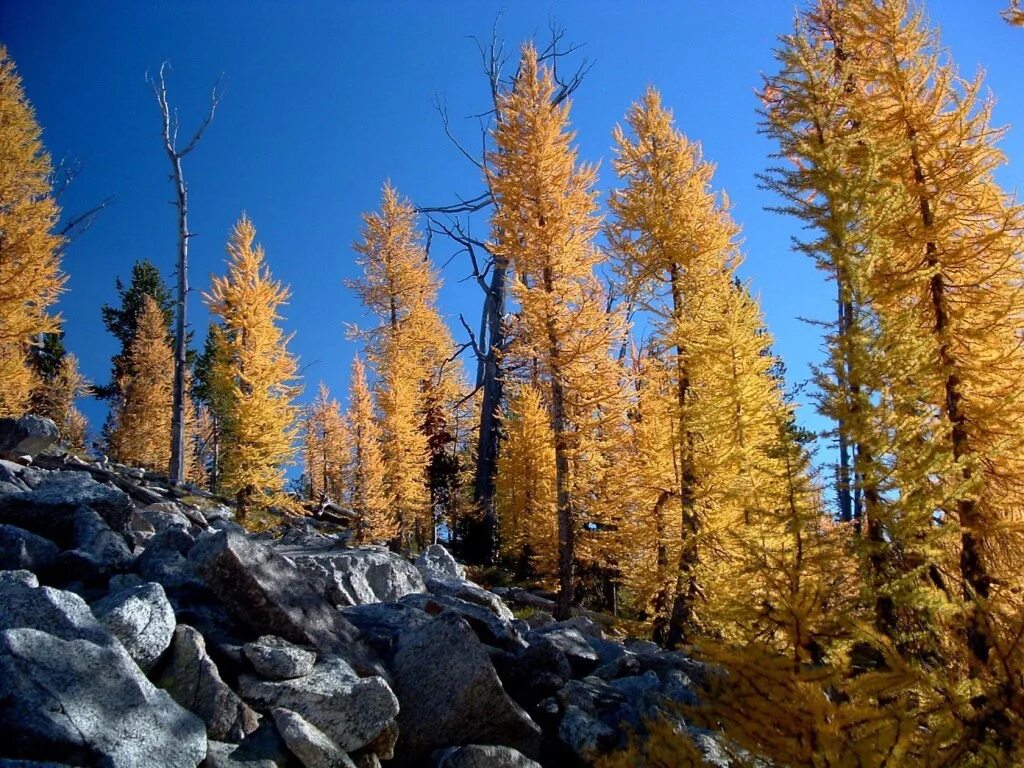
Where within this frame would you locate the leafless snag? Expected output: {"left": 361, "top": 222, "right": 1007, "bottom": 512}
{"left": 147, "top": 61, "right": 224, "bottom": 487}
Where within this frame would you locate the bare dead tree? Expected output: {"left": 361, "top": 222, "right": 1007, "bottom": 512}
{"left": 147, "top": 62, "right": 223, "bottom": 486}
{"left": 50, "top": 158, "right": 117, "bottom": 250}
{"left": 418, "top": 19, "right": 591, "bottom": 564}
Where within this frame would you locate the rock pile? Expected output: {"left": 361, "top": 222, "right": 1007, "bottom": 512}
{"left": 0, "top": 414, "right": 744, "bottom": 767}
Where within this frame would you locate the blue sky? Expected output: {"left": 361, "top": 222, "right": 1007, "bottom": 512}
{"left": 3, "top": 1, "right": 1022, "bottom": 457}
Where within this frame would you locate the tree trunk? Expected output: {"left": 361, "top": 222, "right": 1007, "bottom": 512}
{"left": 168, "top": 153, "right": 188, "bottom": 486}
{"left": 666, "top": 263, "right": 699, "bottom": 648}
{"left": 466, "top": 260, "right": 507, "bottom": 564}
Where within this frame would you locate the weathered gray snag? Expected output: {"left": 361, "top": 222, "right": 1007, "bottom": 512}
{"left": 148, "top": 62, "right": 222, "bottom": 486}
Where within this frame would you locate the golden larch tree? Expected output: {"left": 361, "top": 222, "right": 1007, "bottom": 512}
{"left": 206, "top": 215, "right": 300, "bottom": 520}
{"left": 347, "top": 355, "right": 393, "bottom": 543}
{"left": 303, "top": 382, "right": 348, "bottom": 504}
{"left": 108, "top": 296, "right": 173, "bottom": 472}
{"left": 33, "top": 352, "right": 90, "bottom": 454}
{"left": 495, "top": 383, "right": 558, "bottom": 581}
{"left": 349, "top": 183, "right": 455, "bottom": 552}
{"left": 0, "top": 47, "right": 65, "bottom": 415}
{"left": 488, "top": 44, "right": 616, "bottom": 618}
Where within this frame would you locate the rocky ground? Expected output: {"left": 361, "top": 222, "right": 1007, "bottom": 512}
{"left": 0, "top": 415, "right": 746, "bottom": 767}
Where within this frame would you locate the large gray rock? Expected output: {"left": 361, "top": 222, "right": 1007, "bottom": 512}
{"left": 0, "top": 415, "right": 59, "bottom": 458}
{"left": 71, "top": 505, "right": 134, "bottom": 572}
{"left": 0, "top": 580, "right": 114, "bottom": 646}
{"left": 400, "top": 592, "right": 526, "bottom": 653}
{"left": 139, "top": 526, "right": 202, "bottom": 590}
{"left": 0, "top": 569, "right": 38, "bottom": 587}
{"left": 160, "top": 625, "right": 260, "bottom": 743}
{"left": 289, "top": 546, "right": 425, "bottom": 607}
{"left": 239, "top": 657, "right": 398, "bottom": 753}
{"left": 415, "top": 544, "right": 466, "bottom": 581}
{"left": 390, "top": 613, "right": 542, "bottom": 766}
{"left": 525, "top": 626, "right": 599, "bottom": 677}
{"left": 0, "top": 524, "right": 59, "bottom": 572}
{"left": 92, "top": 582, "right": 176, "bottom": 672}
{"left": 425, "top": 578, "right": 514, "bottom": 622}
{"left": 0, "top": 471, "right": 132, "bottom": 545}
{"left": 340, "top": 602, "right": 431, "bottom": 662}
{"left": 433, "top": 745, "right": 542, "bottom": 768}
{"left": 244, "top": 635, "right": 316, "bottom": 680}
{"left": 272, "top": 708, "right": 356, "bottom": 768}
{"left": 0, "top": 627, "right": 206, "bottom": 766}
{"left": 189, "top": 530, "right": 373, "bottom": 668}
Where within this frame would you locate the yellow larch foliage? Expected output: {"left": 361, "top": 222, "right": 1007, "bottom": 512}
{"left": 495, "top": 383, "right": 558, "bottom": 582}
{"left": 0, "top": 47, "right": 65, "bottom": 415}
{"left": 488, "top": 43, "right": 621, "bottom": 617}
{"left": 303, "top": 382, "right": 348, "bottom": 504}
{"left": 350, "top": 183, "right": 458, "bottom": 552}
{"left": 347, "top": 355, "right": 393, "bottom": 543}
{"left": 108, "top": 296, "right": 173, "bottom": 472}
{"left": 610, "top": 88, "right": 796, "bottom": 645}
{"left": 33, "top": 352, "right": 90, "bottom": 454}
{"left": 205, "top": 215, "right": 300, "bottom": 520}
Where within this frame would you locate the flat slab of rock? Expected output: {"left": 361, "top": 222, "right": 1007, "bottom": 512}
{"left": 425, "top": 578, "right": 514, "bottom": 622}
{"left": 0, "top": 415, "right": 59, "bottom": 459}
{"left": 244, "top": 635, "right": 316, "bottom": 680}
{"left": 188, "top": 530, "right": 374, "bottom": 670}
{"left": 390, "top": 613, "right": 542, "bottom": 767}
{"left": 0, "top": 627, "right": 206, "bottom": 767}
{"left": 160, "top": 624, "right": 260, "bottom": 743}
{"left": 240, "top": 657, "right": 398, "bottom": 753}
{"left": 0, "top": 580, "right": 114, "bottom": 646}
{"left": 92, "top": 582, "right": 176, "bottom": 672}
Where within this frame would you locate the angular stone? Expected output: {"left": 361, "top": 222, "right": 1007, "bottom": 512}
{"left": 400, "top": 592, "right": 526, "bottom": 653}
{"left": 390, "top": 613, "right": 542, "bottom": 767}
{"left": 272, "top": 708, "right": 356, "bottom": 768}
{"left": 414, "top": 544, "right": 466, "bottom": 581}
{"left": 239, "top": 657, "right": 398, "bottom": 753}
{"left": 0, "top": 415, "right": 59, "bottom": 459}
{"left": 189, "top": 530, "right": 373, "bottom": 668}
{"left": 72, "top": 505, "right": 133, "bottom": 572}
{"left": 0, "top": 580, "right": 113, "bottom": 646}
{"left": 0, "top": 471, "right": 132, "bottom": 545}
{"left": 92, "top": 582, "right": 176, "bottom": 672}
{"left": 425, "top": 577, "right": 514, "bottom": 621}
{"left": 0, "top": 569, "right": 38, "bottom": 587}
{"left": 244, "top": 635, "right": 316, "bottom": 680}
{"left": 204, "top": 741, "right": 277, "bottom": 768}
{"left": 0, "top": 627, "right": 206, "bottom": 767}
{"left": 0, "top": 524, "right": 59, "bottom": 573}
{"left": 433, "top": 745, "right": 542, "bottom": 768}
{"left": 340, "top": 602, "right": 431, "bottom": 662}
{"left": 525, "top": 626, "right": 599, "bottom": 677}
{"left": 160, "top": 625, "right": 260, "bottom": 743}
{"left": 139, "top": 526, "right": 202, "bottom": 590}
{"left": 290, "top": 546, "right": 425, "bottom": 607}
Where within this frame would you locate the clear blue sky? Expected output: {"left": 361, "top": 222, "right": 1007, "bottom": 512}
{"left": 3, "top": 1, "right": 1022, "bottom": 456}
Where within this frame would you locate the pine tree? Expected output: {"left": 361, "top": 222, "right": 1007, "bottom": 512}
{"left": 488, "top": 44, "right": 617, "bottom": 618}
{"left": 107, "top": 295, "right": 174, "bottom": 472}
{"left": 303, "top": 382, "right": 348, "bottom": 504}
{"left": 347, "top": 355, "right": 392, "bottom": 543}
{"left": 0, "top": 46, "right": 65, "bottom": 416}
{"left": 205, "top": 215, "right": 300, "bottom": 520}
